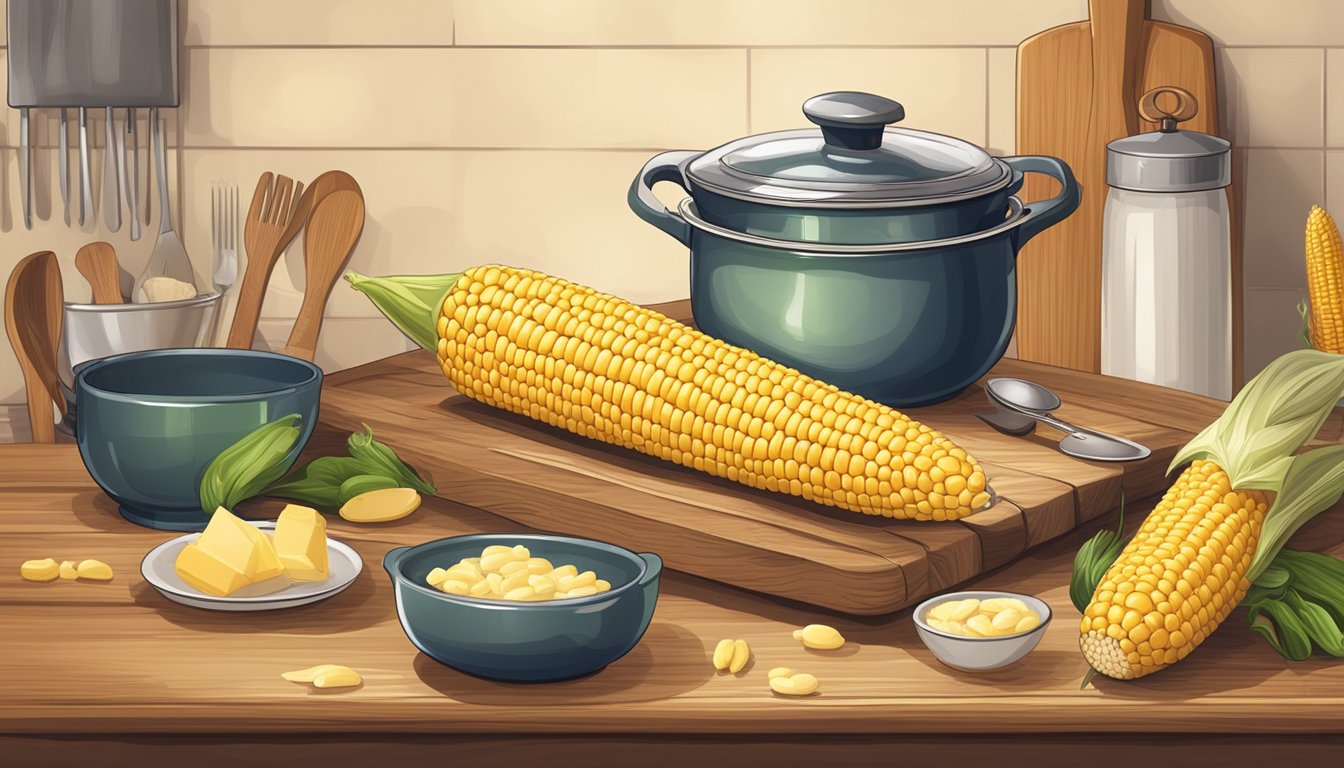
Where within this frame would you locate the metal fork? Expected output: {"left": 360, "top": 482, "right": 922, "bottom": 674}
{"left": 212, "top": 183, "right": 239, "bottom": 292}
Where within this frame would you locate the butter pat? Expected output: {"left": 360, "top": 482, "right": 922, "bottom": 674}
{"left": 272, "top": 504, "right": 329, "bottom": 582}
{"left": 174, "top": 507, "right": 286, "bottom": 597}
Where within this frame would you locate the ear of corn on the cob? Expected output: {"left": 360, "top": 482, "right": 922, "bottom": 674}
{"left": 1305, "top": 206, "right": 1344, "bottom": 354}
{"left": 1080, "top": 349, "right": 1344, "bottom": 679}
{"left": 348, "top": 267, "right": 992, "bottom": 521}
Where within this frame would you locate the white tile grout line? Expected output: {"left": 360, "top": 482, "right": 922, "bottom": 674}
{"left": 984, "top": 47, "right": 991, "bottom": 150}
{"left": 745, "top": 48, "right": 753, "bottom": 133}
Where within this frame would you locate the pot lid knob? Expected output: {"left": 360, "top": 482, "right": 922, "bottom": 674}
{"left": 802, "top": 92, "right": 905, "bottom": 150}
{"left": 1138, "top": 86, "right": 1199, "bottom": 133}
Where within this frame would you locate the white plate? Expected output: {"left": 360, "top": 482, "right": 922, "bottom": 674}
{"left": 140, "top": 521, "right": 363, "bottom": 611}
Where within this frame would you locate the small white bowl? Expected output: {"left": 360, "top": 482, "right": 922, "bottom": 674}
{"left": 913, "top": 590, "right": 1052, "bottom": 671}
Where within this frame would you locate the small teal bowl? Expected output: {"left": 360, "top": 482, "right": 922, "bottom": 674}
{"left": 75, "top": 349, "right": 322, "bottom": 531}
{"left": 384, "top": 533, "right": 663, "bottom": 683}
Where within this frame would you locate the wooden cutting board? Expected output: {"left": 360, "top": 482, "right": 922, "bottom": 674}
{"left": 1015, "top": 0, "right": 1232, "bottom": 377}
{"left": 318, "top": 301, "right": 1213, "bottom": 616}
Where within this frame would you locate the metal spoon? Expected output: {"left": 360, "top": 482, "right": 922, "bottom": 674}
{"left": 981, "top": 377, "right": 1151, "bottom": 462}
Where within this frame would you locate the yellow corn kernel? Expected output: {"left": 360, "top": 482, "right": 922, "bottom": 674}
{"left": 338, "top": 487, "right": 421, "bottom": 523}
{"left": 21, "top": 558, "right": 60, "bottom": 582}
{"left": 766, "top": 667, "right": 794, "bottom": 680}
{"left": 431, "top": 266, "right": 989, "bottom": 521}
{"left": 281, "top": 664, "right": 362, "bottom": 689}
{"left": 792, "top": 624, "right": 846, "bottom": 650}
{"left": 728, "top": 639, "right": 751, "bottom": 674}
{"left": 1305, "top": 205, "right": 1344, "bottom": 353}
{"left": 75, "top": 559, "right": 114, "bottom": 581}
{"left": 769, "top": 672, "right": 819, "bottom": 696}
{"left": 1080, "top": 460, "right": 1269, "bottom": 680}
{"left": 712, "top": 639, "right": 734, "bottom": 670}
{"left": 59, "top": 560, "right": 79, "bottom": 580}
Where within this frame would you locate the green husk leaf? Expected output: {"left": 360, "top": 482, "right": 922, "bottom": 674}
{"left": 199, "top": 414, "right": 304, "bottom": 513}
{"left": 1299, "top": 300, "right": 1313, "bottom": 349}
{"left": 1247, "top": 597, "right": 1314, "bottom": 661}
{"left": 1284, "top": 590, "right": 1344, "bottom": 656}
{"left": 1169, "top": 349, "right": 1344, "bottom": 492}
{"left": 337, "top": 474, "right": 401, "bottom": 506}
{"left": 1070, "top": 494, "right": 1126, "bottom": 613}
{"left": 345, "top": 271, "right": 462, "bottom": 353}
{"left": 1267, "top": 550, "right": 1344, "bottom": 625}
{"left": 347, "top": 424, "right": 435, "bottom": 494}
{"left": 265, "top": 456, "right": 369, "bottom": 509}
{"left": 1247, "top": 445, "right": 1344, "bottom": 582}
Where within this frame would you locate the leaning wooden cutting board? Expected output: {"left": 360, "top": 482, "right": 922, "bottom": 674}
{"left": 318, "top": 301, "right": 1211, "bottom": 616}
{"left": 1015, "top": 0, "right": 1227, "bottom": 375}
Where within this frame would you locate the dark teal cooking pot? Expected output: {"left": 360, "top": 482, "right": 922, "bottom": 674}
{"left": 627, "top": 93, "right": 1080, "bottom": 407}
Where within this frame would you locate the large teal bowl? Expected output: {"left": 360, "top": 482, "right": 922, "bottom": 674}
{"left": 75, "top": 349, "right": 322, "bottom": 531}
{"left": 384, "top": 534, "right": 663, "bottom": 683}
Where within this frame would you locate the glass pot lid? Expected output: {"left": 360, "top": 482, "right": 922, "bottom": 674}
{"left": 686, "top": 92, "right": 1012, "bottom": 208}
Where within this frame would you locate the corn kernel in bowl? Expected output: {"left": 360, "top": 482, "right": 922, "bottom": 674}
{"left": 425, "top": 544, "right": 613, "bottom": 601}
{"left": 924, "top": 597, "right": 1041, "bottom": 637}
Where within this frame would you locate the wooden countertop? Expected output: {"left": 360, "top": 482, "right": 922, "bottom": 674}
{"left": 5, "top": 304, "right": 1344, "bottom": 765}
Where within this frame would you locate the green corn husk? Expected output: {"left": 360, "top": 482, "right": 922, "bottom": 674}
{"left": 198, "top": 414, "right": 304, "bottom": 513}
{"left": 265, "top": 456, "right": 371, "bottom": 509}
{"left": 1299, "top": 300, "right": 1313, "bottom": 349}
{"left": 345, "top": 271, "right": 461, "bottom": 352}
{"left": 347, "top": 424, "right": 435, "bottom": 494}
{"left": 1070, "top": 495, "right": 1126, "bottom": 613}
{"left": 1248, "top": 597, "right": 1315, "bottom": 661}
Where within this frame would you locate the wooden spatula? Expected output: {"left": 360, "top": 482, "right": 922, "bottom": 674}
{"left": 4, "top": 251, "right": 66, "bottom": 443}
{"left": 282, "top": 189, "right": 366, "bottom": 361}
{"left": 75, "top": 241, "right": 123, "bottom": 304}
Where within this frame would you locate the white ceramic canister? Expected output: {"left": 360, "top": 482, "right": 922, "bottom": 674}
{"left": 1101, "top": 86, "right": 1233, "bottom": 400}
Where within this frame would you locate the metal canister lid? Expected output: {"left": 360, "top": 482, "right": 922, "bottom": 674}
{"left": 1106, "top": 87, "right": 1231, "bottom": 193}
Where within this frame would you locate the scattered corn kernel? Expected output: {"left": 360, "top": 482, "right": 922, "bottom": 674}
{"left": 769, "top": 672, "right": 819, "bottom": 696}
{"left": 792, "top": 624, "right": 846, "bottom": 650}
{"left": 338, "top": 487, "right": 421, "bottom": 523}
{"left": 424, "top": 544, "right": 612, "bottom": 602}
{"left": 728, "top": 639, "right": 751, "bottom": 673}
{"left": 281, "top": 664, "right": 362, "bottom": 689}
{"left": 20, "top": 558, "right": 60, "bottom": 582}
{"left": 76, "top": 559, "right": 114, "bottom": 581}
{"left": 923, "top": 596, "right": 1042, "bottom": 638}
{"left": 59, "top": 560, "right": 79, "bottom": 580}
{"left": 767, "top": 667, "right": 794, "bottom": 680}
{"left": 712, "top": 638, "right": 735, "bottom": 671}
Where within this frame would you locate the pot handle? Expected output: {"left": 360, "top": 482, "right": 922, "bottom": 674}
{"left": 1000, "top": 155, "right": 1082, "bottom": 246}
{"left": 382, "top": 545, "right": 412, "bottom": 580}
{"left": 627, "top": 151, "right": 698, "bottom": 247}
{"left": 637, "top": 552, "right": 663, "bottom": 586}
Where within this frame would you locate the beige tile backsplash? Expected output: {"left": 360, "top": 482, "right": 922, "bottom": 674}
{"left": 749, "top": 48, "right": 988, "bottom": 143}
{"left": 3, "top": 0, "right": 1344, "bottom": 440}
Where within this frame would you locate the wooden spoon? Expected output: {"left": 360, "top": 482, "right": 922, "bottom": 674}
{"left": 75, "top": 241, "right": 123, "bottom": 304}
{"left": 282, "top": 189, "right": 366, "bottom": 361}
{"left": 279, "top": 170, "right": 362, "bottom": 248}
{"left": 3, "top": 251, "right": 66, "bottom": 442}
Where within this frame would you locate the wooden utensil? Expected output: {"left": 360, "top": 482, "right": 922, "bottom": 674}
{"left": 282, "top": 189, "right": 366, "bottom": 361}
{"left": 4, "top": 251, "right": 66, "bottom": 443}
{"left": 75, "top": 241, "right": 123, "bottom": 304}
{"left": 1015, "top": 0, "right": 1222, "bottom": 374}
{"left": 279, "top": 170, "right": 361, "bottom": 249}
{"left": 225, "top": 172, "right": 305, "bottom": 350}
